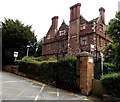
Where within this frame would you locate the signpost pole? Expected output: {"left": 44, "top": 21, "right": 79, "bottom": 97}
{"left": 100, "top": 52, "right": 103, "bottom": 76}
{"left": 14, "top": 52, "right": 18, "bottom": 62}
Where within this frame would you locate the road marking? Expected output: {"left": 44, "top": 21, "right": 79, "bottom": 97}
{"left": 34, "top": 95, "right": 39, "bottom": 101}
{"left": 39, "top": 84, "right": 45, "bottom": 92}
{"left": 17, "top": 89, "right": 25, "bottom": 96}
{"left": 47, "top": 89, "right": 59, "bottom": 97}
{"left": 17, "top": 83, "right": 32, "bottom": 96}
{"left": 2, "top": 80, "right": 25, "bottom": 84}
{"left": 34, "top": 84, "right": 45, "bottom": 102}
{"left": 47, "top": 92, "right": 57, "bottom": 94}
{"left": 31, "top": 86, "right": 42, "bottom": 88}
{"left": 57, "top": 88, "right": 59, "bottom": 97}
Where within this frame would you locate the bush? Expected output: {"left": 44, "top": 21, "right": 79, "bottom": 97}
{"left": 103, "top": 62, "right": 116, "bottom": 74}
{"left": 101, "top": 73, "right": 120, "bottom": 98}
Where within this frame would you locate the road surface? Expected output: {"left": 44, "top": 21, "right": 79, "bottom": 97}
{"left": 1, "top": 71, "right": 94, "bottom": 101}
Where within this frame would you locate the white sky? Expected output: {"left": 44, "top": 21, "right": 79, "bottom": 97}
{"left": 0, "top": 0, "right": 119, "bottom": 41}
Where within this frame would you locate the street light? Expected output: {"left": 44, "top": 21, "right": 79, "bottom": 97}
{"left": 92, "top": 21, "right": 98, "bottom": 61}
{"left": 26, "top": 45, "right": 30, "bottom": 57}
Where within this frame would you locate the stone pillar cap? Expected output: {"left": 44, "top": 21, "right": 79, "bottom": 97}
{"left": 76, "top": 51, "right": 94, "bottom": 57}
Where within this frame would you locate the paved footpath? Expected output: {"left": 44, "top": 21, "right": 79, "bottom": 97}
{"left": 1, "top": 71, "right": 100, "bottom": 101}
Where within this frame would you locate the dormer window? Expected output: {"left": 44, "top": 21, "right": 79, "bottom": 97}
{"left": 59, "top": 30, "right": 66, "bottom": 36}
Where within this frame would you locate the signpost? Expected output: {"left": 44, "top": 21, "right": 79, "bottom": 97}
{"left": 27, "top": 45, "right": 30, "bottom": 57}
{"left": 100, "top": 52, "right": 103, "bottom": 76}
{"left": 14, "top": 51, "right": 18, "bottom": 61}
{"left": 90, "top": 44, "right": 94, "bottom": 55}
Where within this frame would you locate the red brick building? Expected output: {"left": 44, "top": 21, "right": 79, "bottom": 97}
{"left": 42, "top": 3, "right": 111, "bottom": 60}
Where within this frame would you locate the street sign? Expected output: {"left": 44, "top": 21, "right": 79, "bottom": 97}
{"left": 14, "top": 52, "right": 18, "bottom": 58}
{"left": 90, "top": 44, "right": 94, "bottom": 54}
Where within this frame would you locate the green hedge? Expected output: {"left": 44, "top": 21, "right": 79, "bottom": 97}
{"left": 17, "top": 57, "right": 77, "bottom": 88}
{"left": 18, "top": 60, "right": 57, "bottom": 84}
{"left": 103, "top": 62, "right": 116, "bottom": 74}
{"left": 57, "top": 57, "right": 77, "bottom": 88}
{"left": 101, "top": 73, "right": 120, "bottom": 98}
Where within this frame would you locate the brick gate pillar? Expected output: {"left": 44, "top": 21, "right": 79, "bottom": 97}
{"left": 76, "top": 52, "right": 94, "bottom": 95}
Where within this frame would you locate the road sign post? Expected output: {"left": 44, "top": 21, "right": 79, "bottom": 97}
{"left": 100, "top": 52, "right": 103, "bottom": 76}
{"left": 14, "top": 52, "right": 18, "bottom": 61}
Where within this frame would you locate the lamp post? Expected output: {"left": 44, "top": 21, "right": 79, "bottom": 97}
{"left": 93, "top": 21, "right": 98, "bottom": 61}
{"left": 26, "top": 45, "right": 30, "bottom": 57}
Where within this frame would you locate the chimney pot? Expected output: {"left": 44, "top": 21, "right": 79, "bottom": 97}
{"left": 99, "top": 7, "right": 105, "bottom": 12}
{"left": 99, "top": 7, "right": 105, "bottom": 24}
{"left": 51, "top": 16, "right": 59, "bottom": 29}
{"left": 52, "top": 16, "right": 59, "bottom": 20}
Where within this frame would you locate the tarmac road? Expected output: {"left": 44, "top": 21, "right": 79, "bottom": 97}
{"left": 1, "top": 71, "right": 94, "bottom": 101}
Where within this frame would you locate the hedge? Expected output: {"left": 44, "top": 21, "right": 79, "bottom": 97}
{"left": 101, "top": 73, "right": 120, "bottom": 98}
{"left": 57, "top": 57, "right": 77, "bottom": 88}
{"left": 17, "top": 57, "right": 77, "bottom": 89}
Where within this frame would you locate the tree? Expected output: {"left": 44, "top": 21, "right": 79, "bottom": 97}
{"left": 34, "top": 39, "right": 43, "bottom": 57}
{"left": 105, "top": 11, "right": 120, "bottom": 72}
{"left": 106, "top": 12, "right": 120, "bottom": 44}
{"left": 2, "top": 18, "right": 37, "bottom": 65}
{"left": 103, "top": 43, "right": 116, "bottom": 62}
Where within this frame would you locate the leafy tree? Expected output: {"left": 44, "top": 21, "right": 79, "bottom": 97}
{"left": 106, "top": 12, "right": 120, "bottom": 44}
{"left": 105, "top": 11, "right": 120, "bottom": 72}
{"left": 2, "top": 18, "right": 37, "bottom": 65}
{"left": 103, "top": 43, "right": 116, "bottom": 62}
{"left": 34, "top": 39, "right": 43, "bottom": 57}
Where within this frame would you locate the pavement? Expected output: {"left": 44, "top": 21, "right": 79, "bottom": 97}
{"left": 1, "top": 71, "right": 101, "bottom": 101}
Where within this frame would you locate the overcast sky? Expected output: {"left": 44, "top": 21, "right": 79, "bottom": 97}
{"left": 0, "top": 0, "right": 119, "bottom": 41}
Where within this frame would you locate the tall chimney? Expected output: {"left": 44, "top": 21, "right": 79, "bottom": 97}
{"left": 70, "top": 6, "right": 74, "bottom": 20}
{"left": 76, "top": 3, "right": 81, "bottom": 18}
{"left": 70, "top": 3, "right": 81, "bottom": 20}
{"left": 52, "top": 16, "right": 59, "bottom": 29}
{"left": 99, "top": 7, "right": 105, "bottom": 24}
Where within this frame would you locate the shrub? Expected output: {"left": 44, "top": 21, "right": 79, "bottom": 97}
{"left": 57, "top": 57, "right": 77, "bottom": 87}
{"left": 101, "top": 73, "right": 120, "bottom": 98}
{"left": 103, "top": 62, "right": 116, "bottom": 74}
